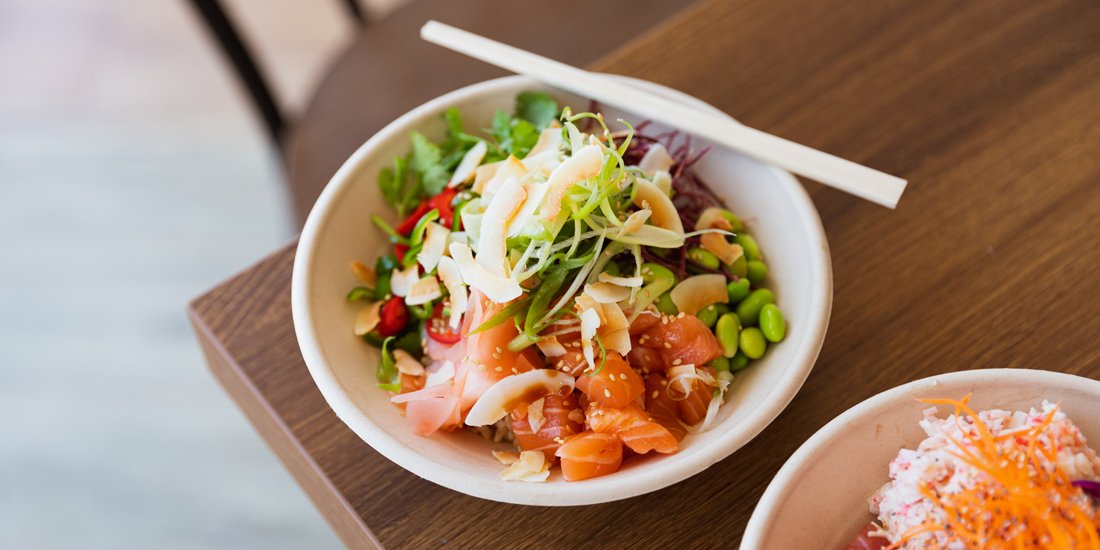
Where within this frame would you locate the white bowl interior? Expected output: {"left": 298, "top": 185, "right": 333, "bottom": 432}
{"left": 292, "top": 75, "right": 831, "bottom": 505}
{"left": 743, "top": 369, "right": 1100, "bottom": 548}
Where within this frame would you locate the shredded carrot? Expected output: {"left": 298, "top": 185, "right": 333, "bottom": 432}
{"left": 887, "top": 395, "right": 1100, "bottom": 549}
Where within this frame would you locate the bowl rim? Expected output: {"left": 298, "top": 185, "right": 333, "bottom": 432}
{"left": 741, "top": 368, "right": 1100, "bottom": 548}
{"left": 291, "top": 74, "right": 833, "bottom": 505}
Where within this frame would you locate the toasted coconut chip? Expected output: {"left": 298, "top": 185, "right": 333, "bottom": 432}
{"left": 584, "top": 282, "right": 630, "bottom": 304}
{"left": 618, "top": 208, "right": 652, "bottom": 237}
{"left": 598, "top": 272, "right": 643, "bottom": 288}
{"left": 528, "top": 127, "right": 563, "bottom": 157}
{"left": 482, "top": 156, "right": 527, "bottom": 199}
{"left": 405, "top": 275, "right": 442, "bottom": 306}
{"left": 417, "top": 222, "right": 450, "bottom": 272}
{"left": 632, "top": 179, "right": 683, "bottom": 233}
{"left": 566, "top": 122, "right": 586, "bottom": 153}
{"left": 522, "top": 150, "right": 561, "bottom": 176}
{"left": 601, "top": 328, "right": 631, "bottom": 356}
{"left": 670, "top": 274, "right": 729, "bottom": 315}
{"left": 448, "top": 141, "right": 487, "bottom": 188}
{"left": 652, "top": 170, "right": 672, "bottom": 195}
{"left": 425, "top": 360, "right": 456, "bottom": 387}
{"left": 527, "top": 398, "right": 546, "bottom": 433}
{"left": 695, "top": 207, "right": 735, "bottom": 231}
{"left": 436, "top": 256, "right": 467, "bottom": 329}
{"left": 472, "top": 161, "right": 501, "bottom": 195}
{"left": 477, "top": 176, "right": 526, "bottom": 276}
{"left": 350, "top": 261, "right": 376, "bottom": 286}
{"left": 389, "top": 264, "right": 420, "bottom": 298}
{"left": 449, "top": 242, "right": 523, "bottom": 304}
{"left": 638, "top": 143, "right": 676, "bottom": 174}
{"left": 575, "top": 294, "right": 606, "bottom": 325}
{"left": 507, "top": 180, "right": 549, "bottom": 237}
{"left": 615, "top": 224, "right": 686, "bottom": 249}
{"left": 500, "top": 450, "right": 550, "bottom": 482}
{"left": 353, "top": 301, "right": 382, "bottom": 336}
{"left": 540, "top": 144, "right": 604, "bottom": 221}
{"left": 465, "top": 369, "right": 576, "bottom": 426}
{"left": 393, "top": 349, "right": 425, "bottom": 376}
{"left": 492, "top": 450, "right": 520, "bottom": 465}
{"left": 536, "top": 335, "right": 567, "bottom": 357}
{"left": 701, "top": 233, "right": 743, "bottom": 265}
{"left": 600, "top": 301, "right": 629, "bottom": 333}
{"left": 580, "top": 307, "right": 602, "bottom": 371}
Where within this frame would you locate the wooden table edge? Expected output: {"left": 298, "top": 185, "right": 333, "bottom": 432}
{"left": 187, "top": 286, "right": 383, "bottom": 549}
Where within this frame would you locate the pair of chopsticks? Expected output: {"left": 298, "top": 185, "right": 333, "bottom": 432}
{"left": 421, "top": 21, "right": 907, "bottom": 209}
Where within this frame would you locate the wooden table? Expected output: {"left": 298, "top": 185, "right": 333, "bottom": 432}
{"left": 189, "top": 1, "right": 1100, "bottom": 547}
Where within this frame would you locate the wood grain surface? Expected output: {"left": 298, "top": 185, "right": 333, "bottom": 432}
{"left": 190, "top": 0, "right": 1100, "bottom": 547}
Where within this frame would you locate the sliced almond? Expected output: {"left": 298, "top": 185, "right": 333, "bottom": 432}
{"left": 353, "top": 301, "right": 382, "bottom": 336}
{"left": 632, "top": 179, "right": 684, "bottom": 233}
{"left": 393, "top": 349, "right": 425, "bottom": 376}
{"left": 669, "top": 274, "right": 729, "bottom": 315}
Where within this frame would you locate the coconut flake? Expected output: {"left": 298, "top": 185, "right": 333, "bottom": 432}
{"left": 615, "top": 224, "right": 686, "bottom": 249}
{"left": 492, "top": 450, "right": 520, "bottom": 465}
{"left": 448, "top": 242, "right": 522, "bottom": 303}
{"left": 353, "top": 301, "right": 382, "bottom": 336}
{"left": 527, "top": 398, "right": 546, "bottom": 433}
{"left": 425, "top": 360, "right": 456, "bottom": 387}
{"left": 465, "top": 369, "right": 575, "bottom": 426}
{"left": 597, "top": 272, "right": 643, "bottom": 288}
{"left": 499, "top": 450, "right": 550, "bottom": 482}
{"left": 472, "top": 161, "right": 501, "bottom": 195}
{"left": 448, "top": 141, "right": 487, "bottom": 188}
{"left": 436, "top": 256, "right": 467, "bottom": 328}
{"left": 584, "top": 282, "right": 631, "bottom": 304}
{"left": 393, "top": 349, "right": 425, "bottom": 376}
{"left": 539, "top": 144, "right": 604, "bottom": 221}
{"left": 528, "top": 127, "right": 563, "bottom": 157}
{"left": 618, "top": 208, "right": 652, "bottom": 237}
{"left": 482, "top": 156, "right": 527, "bottom": 199}
{"left": 638, "top": 143, "right": 675, "bottom": 174}
{"left": 536, "top": 335, "right": 567, "bottom": 357}
{"left": 507, "top": 181, "right": 549, "bottom": 237}
{"left": 695, "top": 207, "right": 735, "bottom": 231}
{"left": 669, "top": 274, "right": 728, "bottom": 315}
{"left": 632, "top": 179, "right": 683, "bottom": 233}
{"left": 477, "top": 176, "right": 526, "bottom": 275}
{"left": 349, "top": 261, "right": 376, "bottom": 286}
{"left": 389, "top": 265, "right": 420, "bottom": 297}
{"left": 701, "top": 233, "right": 743, "bottom": 265}
{"left": 417, "top": 222, "right": 450, "bottom": 272}
{"left": 580, "top": 307, "right": 602, "bottom": 371}
{"left": 652, "top": 170, "right": 672, "bottom": 195}
{"left": 405, "top": 275, "right": 442, "bottom": 306}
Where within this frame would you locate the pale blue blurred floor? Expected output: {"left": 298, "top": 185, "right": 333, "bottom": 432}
{"left": 0, "top": 1, "right": 352, "bottom": 548}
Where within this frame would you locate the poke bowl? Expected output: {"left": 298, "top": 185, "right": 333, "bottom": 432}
{"left": 743, "top": 368, "right": 1100, "bottom": 548}
{"left": 291, "top": 75, "right": 832, "bottom": 505}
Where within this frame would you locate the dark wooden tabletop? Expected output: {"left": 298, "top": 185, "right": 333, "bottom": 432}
{"left": 190, "top": 1, "right": 1100, "bottom": 548}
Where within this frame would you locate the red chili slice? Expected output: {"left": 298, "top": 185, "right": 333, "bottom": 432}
{"left": 426, "top": 302, "right": 461, "bottom": 344}
{"left": 378, "top": 296, "right": 409, "bottom": 336}
{"left": 394, "top": 243, "right": 410, "bottom": 263}
{"left": 395, "top": 188, "right": 459, "bottom": 236}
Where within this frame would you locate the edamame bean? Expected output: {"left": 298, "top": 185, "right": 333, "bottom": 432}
{"left": 687, "top": 247, "right": 721, "bottom": 270}
{"left": 729, "top": 255, "right": 748, "bottom": 278}
{"left": 735, "top": 233, "right": 762, "bottom": 261}
{"left": 656, "top": 292, "right": 678, "bottom": 315}
{"left": 740, "top": 327, "right": 767, "bottom": 359}
{"left": 759, "top": 303, "right": 786, "bottom": 343}
{"left": 726, "top": 278, "right": 751, "bottom": 303}
{"left": 736, "top": 288, "right": 775, "bottom": 326}
{"left": 715, "top": 312, "right": 741, "bottom": 358}
{"left": 717, "top": 209, "right": 745, "bottom": 232}
{"left": 730, "top": 352, "right": 750, "bottom": 372}
{"left": 708, "top": 356, "right": 731, "bottom": 373}
{"left": 641, "top": 262, "right": 677, "bottom": 285}
{"left": 696, "top": 304, "right": 720, "bottom": 328}
{"left": 747, "top": 260, "right": 768, "bottom": 284}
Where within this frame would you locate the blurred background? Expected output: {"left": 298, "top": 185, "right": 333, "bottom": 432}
{"left": 0, "top": 0, "right": 405, "bottom": 547}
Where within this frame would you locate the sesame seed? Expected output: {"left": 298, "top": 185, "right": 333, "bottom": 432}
{"left": 672, "top": 359, "right": 682, "bottom": 366}
{"left": 677, "top": 312, "right": 685, "bottom": 319}
{"left": 511, "top": 368, "right": 519, "bottom": 374}
{"left": 651, "top": 391, "right": 659, "bottom": 399}
{"left": 495, "top": 366, "right": 503, "bottom": 372}
{"left": 619, "top": 373, "right": 628, "bottom": 380}
{"left": 479, "top": 364, "right": 487, "bottom": 371}
{"left": 663, "top": 342, "right": 672, "bottom": 349}
{"left": 604, "top": 389, "right": 612, "bottom": 398}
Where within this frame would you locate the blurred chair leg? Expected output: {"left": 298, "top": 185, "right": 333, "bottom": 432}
{"left": 186, "top": 0, "right": 286, "bottom": 146}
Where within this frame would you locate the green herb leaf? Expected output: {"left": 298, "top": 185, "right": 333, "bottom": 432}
{"left": 409, "top": 209, "right": 440, "bottom": 246}
{"left": 376, "top": 336, "right": 398, "bottom": 385}
{"left": 469, "top": 296, "right": 532, "bottom": 335}
{"left": 525, "top": 264, "right": 568, "bottom": 335}
{"left": 346, "top": 287, "right": 374, "bottom": 302}
{"left": 371, "top": 214, "right": 409, "bottom": 245}
{"left": 515, "top": 91, "right": 559, "bottom": 129}
{"left": 410, "top": 132, "right": 450, "bottom": 196}
{"left": 377, "top": 383, "right": 402, "bottom": 393}
{"left": 373, "top": 254, "right": 398, "bottom": 300}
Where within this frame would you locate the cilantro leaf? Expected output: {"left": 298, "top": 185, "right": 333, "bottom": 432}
{"left": 409, "top": 132, "right": 450, "bottom": 196}
{"left": 515, "top": 91, "right": 559, "bottom": 128}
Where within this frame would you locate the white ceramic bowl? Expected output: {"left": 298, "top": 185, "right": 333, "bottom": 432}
{"left": 743, "top": 368, "right": 1100, "bottom": 548}
{"left": 291, "top": 75, "right": 832, "bottom": 505}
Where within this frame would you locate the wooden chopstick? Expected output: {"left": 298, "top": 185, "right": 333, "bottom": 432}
{"left": 421, "top": 21, "right": 908, "bottom": 209}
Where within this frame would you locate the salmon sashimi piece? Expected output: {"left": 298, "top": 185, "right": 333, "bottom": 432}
{"left": 574, "top": 352, "right": 645, "bottom": 408}
{"left": 628, "top": 311, "right": 661, "bottom": 334}
{"left": 510, "top": 393, "right": 584, "bottom": 461}
{"left": 636, "top": 314, "right": 723, "bottom": 369}
{"left": 545, "top": 332, "right": 587, "bottom": 376}
{"left": 586, "top": 402, "right": 678, "bottom": 454}
{"left": 673, "top": 366, "right": 718, "bottom": 426}
{"left": 644, "top": 373, "right": 687, "bottom": 440}
{"left": 555, "top": 432, "right": 623, "bottom": 481}
{"left": 626, "top": 345, "right": 664, "bottom": 374}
